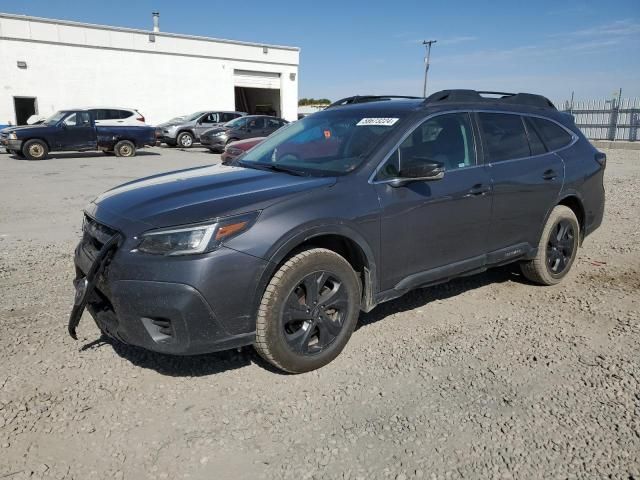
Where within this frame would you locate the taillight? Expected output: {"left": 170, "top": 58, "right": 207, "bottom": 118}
{"left": 136, "top": 116, "right": 145, "bottom": 122}
{"left": 595, "top": 152, "right": 606, "bottom": 168}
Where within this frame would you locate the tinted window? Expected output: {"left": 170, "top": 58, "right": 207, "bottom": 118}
{"left": 201, "top": 113, "right": 219, "bottom": 124}
{"left": 247, "top": 118, "right": 265, "bottom": 129}
{"left": 267, "top": 118, "right": 283, "bottom": 129}
{"left": 225, "top": 117, "right": 247, "bottom": 129}
{"left": 530, "top": 117, "right": 572, "bottom": 151}
{"left": 523, "top": 117, "right": 547, "bottom": 155}
{"left": 377, "top": 113, "right": 475, "bottom": 180}
{"left": 117, "top": 110, "right": 132, "bottom": 119}
{"left": 479, "top": 113, "right": 530, "bottom": 162}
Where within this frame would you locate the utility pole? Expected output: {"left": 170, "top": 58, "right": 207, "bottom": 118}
{"left": 422, "top": 40, "right": 437, "bottom": 97}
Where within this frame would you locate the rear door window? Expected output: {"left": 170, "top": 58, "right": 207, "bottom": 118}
{"left": 116, "top": 110, "right": 132, "bottom": 119}
{"left": 529, "top": 117, "right": 573, "bottom": 151}
{"left": 523, "top": 117, "right": 547, "bottom": 156}
{"left": 479, "top": 113, "right": 530, "bottom": 162}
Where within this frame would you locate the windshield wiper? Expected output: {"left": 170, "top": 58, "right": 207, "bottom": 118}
{"left": 239, "top": 161, "right": 309, "bottom": 177}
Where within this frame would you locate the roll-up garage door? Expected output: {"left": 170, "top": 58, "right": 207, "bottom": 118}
{"left": 233, "top": 70, "right": 281, "bottom": 89}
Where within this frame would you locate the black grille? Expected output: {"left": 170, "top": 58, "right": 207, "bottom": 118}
{"left": 82, "top": 215, "right": 118, "bottom": 257}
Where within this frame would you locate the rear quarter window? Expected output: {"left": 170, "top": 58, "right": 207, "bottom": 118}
{"left": 523, "top": 117, "right": 547, "bottom": 156}
{"left": 530, "top": 117, "right": 573, "bottom": 151}
{"left": 479, "top": 113, "right": 530, "bottom": 162}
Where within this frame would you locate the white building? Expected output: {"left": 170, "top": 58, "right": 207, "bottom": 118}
{"left": 0, "top": 12, "right": 300, "bottom": 126}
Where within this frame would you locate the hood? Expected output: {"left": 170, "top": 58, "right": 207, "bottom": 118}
{"left": 156, "top": 118, "right": 192, "bottom": 128}
{"left": 11, "top": 124, "right": 54, "bottom": 137}
{"left": 202, "top": 127, "right": 227, "bottom": 137}
{"left": 229, "top": 137, "right": 266, "bottom": 150}
{"left": 91, "top": 163, "right": 336, "bottom": 229}
{"left": 2, "top": 124, "right": 43, "bottom": 134}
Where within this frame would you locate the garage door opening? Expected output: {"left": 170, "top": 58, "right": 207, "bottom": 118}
{"left": 233, "top": 69, "right": 282, "bottom": 118}
{"left": 235, "top": 87, "right": 281, "bottom": 117}
{"left": 14, "top": 97, "right": 37, "bottom": 125}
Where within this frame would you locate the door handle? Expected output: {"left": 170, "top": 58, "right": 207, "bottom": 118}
{"left": 465, "top": 184, "right": 491, "bottom": 197}
{"left": 542, "top": 169, "right": 557, "bottom": 180}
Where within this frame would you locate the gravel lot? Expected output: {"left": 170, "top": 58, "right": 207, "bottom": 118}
{"left": 0, "top": 146, "right": 639, "bottom": 479}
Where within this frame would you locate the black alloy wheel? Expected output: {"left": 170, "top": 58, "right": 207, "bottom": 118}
{"left": 546, "top": 220, "right": 575, "bottom": 275}
{"left": 254, "top": 248, "right": 361, "bottom": 373}
{"left": 282, "top": 271, "right": 349, "bottom": 355}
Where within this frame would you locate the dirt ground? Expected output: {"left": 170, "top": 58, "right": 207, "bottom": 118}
{"left": 0, "top": 146, "right": 638, "bottom": 480}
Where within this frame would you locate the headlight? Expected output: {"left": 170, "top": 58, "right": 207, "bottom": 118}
{"left": 8, "top": 133, "right": 17, "bottom": 140}
{"left": 225, "top": 147, "right": 243, "bottom": 156}
{"left": 213, "top": 131, "right": 226, "bottom": 137}
{"left": 133, "top": 212, "right": 259, "bottom": 256}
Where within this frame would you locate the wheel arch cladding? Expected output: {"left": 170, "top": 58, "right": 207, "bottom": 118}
{"left": 558, "top": 195, "right": 586, "bottom": 239}
{"left": 257, "top": 231, "right": 377, "bottom": 315}
{"left": 25, "top": 137, "right": 50, "bottom": 149}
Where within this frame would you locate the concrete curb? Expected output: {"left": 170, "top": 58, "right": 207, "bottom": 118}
{"left": 591, "top": 140, "right": 640, "bottom": 151}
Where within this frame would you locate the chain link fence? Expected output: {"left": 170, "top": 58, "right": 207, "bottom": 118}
{"left": 556, "top": 97, "right": 640, "bottom": 142}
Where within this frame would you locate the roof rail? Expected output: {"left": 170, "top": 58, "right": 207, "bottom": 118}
{"left": 424, "top": 89, "right": 556, "bottom": 110}
{"left": 328, "top": 95, "right": 422, "bottom": 108}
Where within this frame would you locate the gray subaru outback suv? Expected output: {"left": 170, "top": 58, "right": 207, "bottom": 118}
{"left": 70, "top": 90, "right": 605, "bottom": 373}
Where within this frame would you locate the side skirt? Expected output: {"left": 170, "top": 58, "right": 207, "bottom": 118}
{"left": 372, "top": 243, "right": 534, "bottom": 307}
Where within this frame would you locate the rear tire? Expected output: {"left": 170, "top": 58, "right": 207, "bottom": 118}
{"left": 22, "top": 139, "right": 48, "bottom": 160}
{"left": 114, "top": 140, "right": 136, "bottom": 157}
{"left": 254, "top": 248, "right": 361, "bottom": 373}
{"left": 177, "top": 132, "right": 194, "bottom": 148}
{"left": 520, "top": 205, "right": 580, "bottom": 285}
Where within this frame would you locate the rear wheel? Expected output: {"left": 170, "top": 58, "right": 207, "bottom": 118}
{"left": 22, "top": 139, "right": 48, "bottom": 160}
{"left": 114, "top": 140, "right": 136, "bottom": 157}
{"left": 254, "top": 248, "right": 361, "bottom": 373}
{"left": 520, "top": 205, "right": 580, "bottom": 285}
{"left": 177, "top": 132, "right": 194, "bottom": 148}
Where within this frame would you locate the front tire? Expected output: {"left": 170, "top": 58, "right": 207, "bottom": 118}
{"left": 520, "top": 205, "right": 580, "bottom": 285}
{"left": 22, "top": 139, "right": 48, "bottom": 160}
{"left": 254, "top": 248, "right": 361, "bottom": 373}
{"left": 114, "top": 140, "right": 136, "bottom": 157}
{"left": 177, "top": 132, "right": 194, "bottom": 148}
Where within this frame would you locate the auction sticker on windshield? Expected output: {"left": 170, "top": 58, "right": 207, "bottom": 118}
{"left": 356, "top": 118, "right": 399, "bottom": 126}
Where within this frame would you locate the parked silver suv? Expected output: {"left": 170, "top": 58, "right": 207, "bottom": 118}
{"left": 157, "top": 111, "right": 247, "bottom": 147}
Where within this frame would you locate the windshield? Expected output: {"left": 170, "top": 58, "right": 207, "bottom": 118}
{"left": 43, "top": 111, "right": 68, "bottom": 125}
{"left": 184, "top": 112, "right": 205, "bottom": 122}
{"left": 224, "top": 117, "right": 248, "bottom": 129}
{"left": 239, "top": 109, "right": 408, "bottom": 175}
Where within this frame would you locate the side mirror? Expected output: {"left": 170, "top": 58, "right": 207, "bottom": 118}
{"left": 389, "top": 157, "right": 445, "bottom": 188}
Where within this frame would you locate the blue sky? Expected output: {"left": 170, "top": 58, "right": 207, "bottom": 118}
{"left": 1, "top": 0, "right": 638, "bottom": 102}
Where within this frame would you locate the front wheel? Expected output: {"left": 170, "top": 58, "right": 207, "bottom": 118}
{"left": 177, "top": 132, "right": 194, "bottom": 148}
{"left": 520, "top": 205, "right": 580, "bottom": 285}
{"left": 22, "top": 139, "right": 49, "bottom": 160}
{"left": 254, "top": 248, "right": 361, "bottom": 373}
{"left": 114, "top": 140, "right": 136, "bottom": 157}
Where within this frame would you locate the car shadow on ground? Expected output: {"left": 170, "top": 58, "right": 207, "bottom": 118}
{"left": 86, "top": 265, "right": 525, "bottom": 377}
{"left": 8, "top": 150, "right": 160, "bottom": 160}
{"left": 357, "top": 264, "right": 522, "bottom": 329}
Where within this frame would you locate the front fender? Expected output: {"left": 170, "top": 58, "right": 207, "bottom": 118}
{"left": 248, "top": 220, "right": 379, "bottom": 316}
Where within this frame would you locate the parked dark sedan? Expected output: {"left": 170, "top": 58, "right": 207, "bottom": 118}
{"left": 220, "top": 137, "right": 265, "bottom": 164}
{"left": 200, "top": 115, "right": 288, "bottom": 152}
